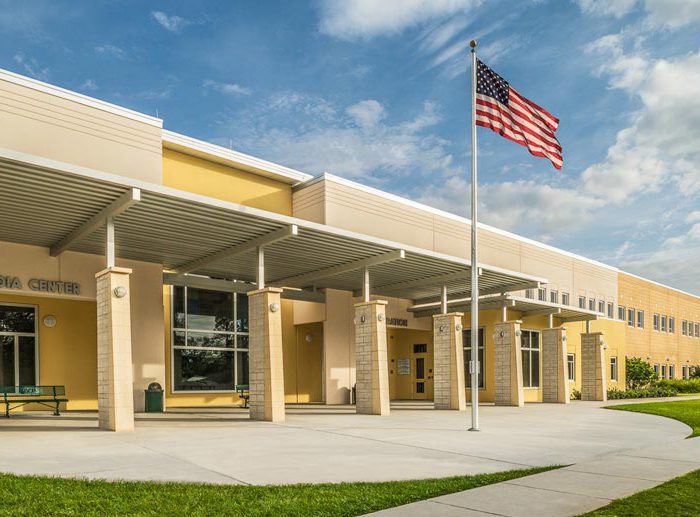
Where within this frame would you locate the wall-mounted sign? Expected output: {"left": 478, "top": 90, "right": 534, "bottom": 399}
{"left": 0, "top": 275, "right": 81, "bottom": 295}
{"left": 387, "top": 317, "right": 408, "bottom": 327}
{"left": 397, "top": 358, "right": 411, "bottom": 375}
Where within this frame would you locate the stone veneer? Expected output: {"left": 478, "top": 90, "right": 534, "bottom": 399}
{"left": 581, "top": 332, "right": 607, "bottom": 401}
{"left": 542, "top": 327, "right": 570, "bottom": 404}
{"left": 433, "top": 313, "right": 466, "bottom": 410}
{"left": 248, "top": 287, "right": 285, "bottom": 422}
{"left": 494, "top": 320, "right": 524, "bottom": 407}
{"left": 355, "top": 300, "right": 390, "bottom": 415}
{"left": 96, "top": 267, "right": 134, "bottom": 432}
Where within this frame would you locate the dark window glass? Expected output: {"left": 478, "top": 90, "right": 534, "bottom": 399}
{"left": 0, "top": 305, "right": 34, "bottom": 333}
{"left": 413, "top": 343, "right": 427, "bottom": 353}
{"left": 416, "top": 357, "right": 425, "bottom": 379}
{"left": 186, "top": 332, "right": 234, "bottom": 349}
{"left": 521, "top": 347, "right": 532, "bottom": 387}
{"left": 173, "top": 349, "right": 234, "bottom": 391}
{"left": 236, "top": 351, "right": 249, "bottom": 386}
{"left": 1, "top": 336, "right": 14, "bottom": 387}
{"left": 186, "top": 289, "right": 234, "bottom": 331}
{"left": 18, "top": 336, "right": 35, "bottom": 386}
{"left": 463, "top": 328, "right": 485, "bottom": 389}
{"left": 237, "top": 294, "right": 249, "bottom": 332}
{"left": 416, "top": 382, "right": 425, "bottom": 393}
{"left": 173, "top": 287, "right": 185, "bottom": 328}
{"left": 237, "top": 335, "right": 249, "bottom": 349}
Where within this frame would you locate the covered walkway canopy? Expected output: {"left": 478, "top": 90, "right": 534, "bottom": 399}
{"left": 409, "top": 293, "right": 600, "bottom": 322}
{"left": 0, "top": 148, "right": 544, "bottom": 300}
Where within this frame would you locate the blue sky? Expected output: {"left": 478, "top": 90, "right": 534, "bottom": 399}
{"left": 2, "top": 0, "right": 699, "bottom": 292}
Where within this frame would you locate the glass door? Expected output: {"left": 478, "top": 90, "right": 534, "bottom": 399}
{"left": 0, "top": 305, "right": 37, "bottom": 389}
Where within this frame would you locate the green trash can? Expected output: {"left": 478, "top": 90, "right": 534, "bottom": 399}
{"left": 144, "top": 382, "right": 164, "bottom": 413}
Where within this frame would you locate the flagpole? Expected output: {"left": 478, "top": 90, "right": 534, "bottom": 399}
{"left": 468, "top": 39, "right": 480, "bottom": 432}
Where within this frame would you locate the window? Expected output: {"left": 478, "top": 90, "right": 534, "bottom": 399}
{"left": 610, "top": 356, "right": 618, "bottom": 382}
{"left": 607, "top": 303, "right": 614, "bottom": 319}
{"left": 521, "top": 330, "right": 541, "bottom": 388}
{"left": 550, "top": 290, "right": 559, "bottom": 304}
{"left": 695, "top": 323, "right": 699, "bottom": 338}
{"left": 669, "top": 317, "right": 675, "bottom": 334}
{"left": 661, "top": 315, "right": 667, "bottom": 332}
{"left": 538, "top": 288, "right": 547, "bottom": 302}
{"left": 618, "top": 306, "right": 626, "bottom": 320}
{"left": 683, "top": 366, "right": 690, "bottom": 380}
{"left": 683, "top": 320, "right": 688, "bottom": 335}
{"left": 463, "top": 328, "right": 485, "bottom": 389}
{"left": 171, "top": 287, "right": 249, "bottom": 392}
{"left": 413, "top": 343, "right": 427, "bottom": 353}
{"left": 525, "top": 289, "right": 534, "bottom": 299}
{"left": 567, "top": 353, "right": 575, "bottom": 381}
{"left": 579, "top": 296, "right": 586, "bottom": 309}
{"left": 627, "top": 308, "right": 635, "bottom": 327}
{"left": 653, "top": 313, "right": 660, "bottom": 331}
{"left": 637, "top": 310, "right": 644, "bottom": 329}
{"left": 654, "top": 364, "right": 660, "bottom": 377}
{"left": 589, "top": 298, "right": 596, "bottom": 312}
{"left": 562, "top": 292, "right": 570, "bottom": 306}
{"left": 0, "top": 304, "right": 37, "bottom": 388}
{"left": 661, "top": 364, "right": 667, "bottom": 379}
{"left": 669, "top": 364, "right": 675, "bottom": 379}
{"left": 598, "top": 300, "right": 605, "bottom": 314}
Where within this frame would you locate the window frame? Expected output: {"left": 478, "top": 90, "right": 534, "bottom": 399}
{"left": 669, "top": 317, "right": 675, "bottom": 334}
{"left": 627, "top": 308, "right": 635, "bottom": 328}
{"left": 170, "top": 286, "right": 250, "bottom": 394}
{"left": 661, "top": 315, "right": 667, "bottom": 333}
{"left": 567, "top": 353, "right": 575, "bottom": 381}
{"left": 636, "top": 310, "right": 644, "bottom": 329}
{"left": 607, "top": 303, "right": 614, "bottom": 319}
{"left": 695, "top": 322, "right": 699, "bottom": 338}
{"left": 562, "top": 292, "right": 570, "bottom": 306}
{"left": 682, "top": 320, "right": 688, "bottom": 335}
{"left": 538, "top": 288, "right": 547, "bottom": 302}
{"left": 669, "top": 364, "right": 675, "bottom": 380}
{"left": 598, "top": 300, "right": 605, "bottom": 314}
{"left": 0, "top": 302, "right": 39, "bottom": 389}
{"left": 521, "top": 329, "right": 541, "bottom": 389}
{"left": 610, "top": 356, "right": 618, "bottom": 382}
{"left": 618, "top": 306, "right": 626, "bottom": 321}
{"left": 579, "top": 296, "right": 586, "bottom": 309}
{"left": 550, "top": 290, "right": 559, "bottom": 304}
{"left": 653, "top": 313, "right": 659, "bottom": 331}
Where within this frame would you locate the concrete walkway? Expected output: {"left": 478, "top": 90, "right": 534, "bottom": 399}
{"left": 0, "top": 400, "right": 693, "bottom": 486}
{"left": 371, "top": 425, "right": 700, "bottom": 516}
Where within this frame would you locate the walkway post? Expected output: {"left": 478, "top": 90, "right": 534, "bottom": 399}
{"left": 469, "top": 40, "right": 480, "bottom": 431}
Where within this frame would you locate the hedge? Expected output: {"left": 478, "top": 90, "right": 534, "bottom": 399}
{"left": 607, "top": 386, "right": 678, "bottom": 399}
{"left": 655, "top": 379, "right": 700, "bottom": 393}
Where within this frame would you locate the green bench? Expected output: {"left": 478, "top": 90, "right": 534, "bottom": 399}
{"left": 236, "top": 384, "right": 250, "bottom": 408}
{"left": 1, "top": 386, "right": 68, "bottom": 417}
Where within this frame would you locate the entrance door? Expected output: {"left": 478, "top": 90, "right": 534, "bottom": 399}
{"left": 412, "top": 343, "right": 428, "bottom": 399}
{"left": 0, "top": 305, "right": 37, "bottom": 389}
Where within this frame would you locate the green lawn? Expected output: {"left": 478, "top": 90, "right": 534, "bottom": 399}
{"left": 582, "top": 468, "right": 700, "bottom": 516}
{"left": 606, "top": 398, "right": 700, "bottom": 437}
{"left": 0, "top": 467, "right": 555, "bottom": 516}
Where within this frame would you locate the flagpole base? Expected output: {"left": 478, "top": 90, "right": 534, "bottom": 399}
{"left": 468, "top": 427, "right": 480, "bottom": 432}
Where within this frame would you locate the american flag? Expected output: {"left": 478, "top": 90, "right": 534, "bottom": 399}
{"left": 475, "top": 59, "right": 562, "bottom": 170}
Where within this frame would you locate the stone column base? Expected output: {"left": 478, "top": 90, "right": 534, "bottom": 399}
{"left": 248, "top": 287, "right": 285, "bottom": 422}
{"left": 433, "top": 313, "right": 466, "bottom": 410}
{"left": 581, "top": 332, "right": 607, "bottom": 401}
{"left": 96, "top": 267, "right": 134, "bottom": 432}
{"left": 494, "top": 320, "right": 524, "bottom": 407}
{"left": 355, "top": 300, "right": 390, "bottom": 416}
{"left": 542, "top": 327, "right": 570, "bottom": 404}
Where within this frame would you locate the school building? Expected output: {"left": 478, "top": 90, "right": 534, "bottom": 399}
{"left": 1, "top": 68, "right": 699, "bottom": 430}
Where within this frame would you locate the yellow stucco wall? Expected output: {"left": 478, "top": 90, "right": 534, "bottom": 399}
{"left": 162, "top": 148, "right": 293, "bottom": 214}
{"left": 0, "top": 293, "right": 97, "bottom": 411}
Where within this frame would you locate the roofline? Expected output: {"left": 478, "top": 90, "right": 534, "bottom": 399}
{"left": 0, "top": 146, "right": 545, "bottom": 288}
{"left": 618, "top": 269, "right": 700, "bottom": 301}
{"left": 0, "top": 68, "right": 162, "bottom": 127}
{"left": 163, "top": 130, "right": 314, "bottom": 185}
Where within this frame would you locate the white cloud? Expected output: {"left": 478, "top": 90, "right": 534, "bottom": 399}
{"left": 13, "top": 53, "right": 49, "bottom": 80}
{"left": 221, "top": 94, "right": 454, "bottom": 180}
{"left": 80, "top": 79, "right": 98, "bottom": 91}
{"left": 151, "top": 11, "right": 190, "bottom": 32}
{"left": 317, "top": 0, "right": 479, "bottom": 40}
{"left": 687, "top": 211, "right": 700, "bottom": 224}
{"left": 203, "top": 79, "right": 251, "bottom": 96}
{"left": 346, "top": 99, "right": 385, "bottom": 128}
{"left": 95, "top": 44, "right": 126, "bottom": 60}
{"left": 577, "top": 0, "right": 638, "bottom": 18}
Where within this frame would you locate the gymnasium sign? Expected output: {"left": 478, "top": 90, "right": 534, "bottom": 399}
{"left": 0, "top": 275, "right": 81, "bottom": 295}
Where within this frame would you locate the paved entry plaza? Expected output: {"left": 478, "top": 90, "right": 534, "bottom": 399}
{"left": 0, "top": 401, "right": 690, "bottom": 486}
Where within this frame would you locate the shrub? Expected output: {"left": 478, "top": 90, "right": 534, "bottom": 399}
{"left": 655, "top": 379, "right": 700, "bottom": 393}
{"left": 570, "top": 389, "right": 581, "bottom": 400}
{"left": 690, "top": 366, "right": 700, "bottom": 379}
{"left": 607, "top": 385, "right": 678, "bottom": 399}
{"left": 626, "top": 357, "right": 658, "bottom": 389}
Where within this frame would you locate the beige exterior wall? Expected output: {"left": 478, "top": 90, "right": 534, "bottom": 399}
{"left": 292, "top": 176, "right": 618, "bottom": 306}
{"left": 0, "top": 70, "right": 162, "bottom": 184}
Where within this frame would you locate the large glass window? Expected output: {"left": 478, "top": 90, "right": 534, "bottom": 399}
{"left": 0, "top": 305, "right": 37, "bottom": 388}
{"left": 521, "top": 330, "right": 540, "bottom": 388}
{"left": 463, "top": 328, "right": 485, "bottom": 389}
{"left": 172, "top": 287, "right": 249, "bottom": 392}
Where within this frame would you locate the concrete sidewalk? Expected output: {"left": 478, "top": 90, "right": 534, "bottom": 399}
{"left": 370, "top": 434, "right": 700, "bottom": 516}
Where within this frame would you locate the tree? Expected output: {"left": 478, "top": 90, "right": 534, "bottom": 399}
{"left": 626, "top": 357, "right": 657, "bottom": 389}
{"left": 690, "top": 365, "right": 700, "bottom": 379}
